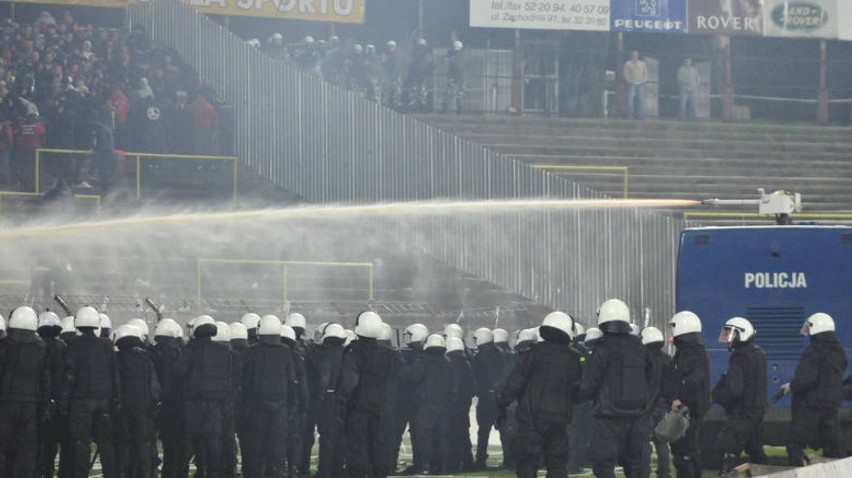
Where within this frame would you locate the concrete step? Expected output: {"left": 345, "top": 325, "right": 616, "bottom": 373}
{"left": 487, "top": 143, "right": 852, "bottom": 161}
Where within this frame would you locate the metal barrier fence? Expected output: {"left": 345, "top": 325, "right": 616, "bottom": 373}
{"left": 0, "top": 191, "right": 101, "bottom": 218}
{"left": 127, "top": 0, "right": 686, "bottom": 327}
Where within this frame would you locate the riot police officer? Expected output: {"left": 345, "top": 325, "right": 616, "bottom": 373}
{"left": 240, "top": 314, "right": 297, "bottom": 477}
{"left": 712, "top": 317, "right": 767, "bottom": 473}
{"left": 151, "top": 318, "right": 186, "bottom": 478}
{"left": 641, "top": 326, "right": 672, "bottom": 478}
{"left": 174, "top": 315, "right": 235, "bottom": 478}
{"left": 409, "top": 333, "right": 453, "bottom": 474}
{"left": 389, "top": 322, "right": 429, "bottom": 472}
{"left": 63, "top": 306, "right": 119, "bottom": 478}
{"left": 445, "top": 336, "right": 476, "bottom": 473}
{"left": 471, "top": 327, "right": 507, "bottom": 469}
{"left": 114, "top": 324, "right": 160, "bottom": 478}
{"left": 0, "top": 306, "right": 51, "bottom": 477}
{"left": 667, "top": 311, "right": 711, "bottom": 478}
{"left": 315, "top": 323, "right": 348, "bottom": 478}
{"left": 36, "top": 311, "right": 67, "bottom": 478}
{"left": 782, "top": 312, "right": 847, "bottom": 465}
{"left": 497, "top": 311, "right": 583, "bottom": 478}
{"left": 337, "top": 311, "right": 395, "bottom": 478}
{"left": 578, "top": 300, "right": 652, "bottom": 478}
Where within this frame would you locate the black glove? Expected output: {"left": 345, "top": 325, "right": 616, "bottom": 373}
{"left": 495, "top": 407, "right": 507, "bottom": 431}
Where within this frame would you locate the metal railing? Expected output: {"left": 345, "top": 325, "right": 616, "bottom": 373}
{"left": 127, "top": 0, "right": 686, "bottom": 328}
{"left": 0, "top": 191, "right": 101, "bottom": 217}
{"left": 35, "top": 148, "right": 239, "bottom": 200}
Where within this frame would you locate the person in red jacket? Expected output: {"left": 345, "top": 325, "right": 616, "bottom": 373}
{"left": 189, "top": 91, "right": 220, "bottom": 156}
{"left": 16, "top": 113, "right": 46, "bottom": 191}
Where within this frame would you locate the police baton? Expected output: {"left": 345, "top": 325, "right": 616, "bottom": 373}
{"left": 767, "top": 388, "right": 785, "bottom": 407}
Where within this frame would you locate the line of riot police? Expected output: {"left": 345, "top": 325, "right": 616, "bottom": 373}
{"left": 0, "top": 298, "right": 847, "bottom": 477}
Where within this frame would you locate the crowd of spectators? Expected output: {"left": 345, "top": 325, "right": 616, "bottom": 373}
{"left": 253, "top": 33, "right": 467, "bottom": 114}
{"left": 0, "top": 11, "right": 231, "bottom": 195}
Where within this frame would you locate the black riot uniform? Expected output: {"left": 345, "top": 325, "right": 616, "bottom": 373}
{"left": 497, "top": 326, "right": 583, "bottom": 478}
{"left": 282, "top": 334, "right": 310, "bottom": 477}
{"left": 471, "top": 341, "right": 508, "bottom": 468}
{"left": 315, "top": 335, "right": 347, "bottom": 478}
{"left": 495, "top": 339, "right": 516, "bottom": 469}
{"left": 240, "top": 333, "right": 297, "bottom": 477}
{"left": 174, "top": 323, "right": 234, "bottom": 478}
{"left": 712, "top": 339, "right": 767, "bottom": 472}
{"left": 151, "top": 333, "right": 187, "bottom": 478}
{"left": 62, "top": 327, "right": 120, "bottom": 478}
{"left": 578, "top": 322, "right": 653, "bottom": 478}
{"left": 296, "top": 333, "right": 317, "bottom": 474}
{"left": 338, "top": 336, "right": 394, "bottom": 478}
{"left": 405, "top": 345, "right": 452, "bottom": 474}
{"left": 786, "top": 330, "right": 847, "bottom": 465}
{"left": 567, "top": 339, "right": 593, "bottom": 475}
{"left": 115, "top": 334, "right": 160, "bottom": 478}
{"left": 641, "top": 340, "right": 673, "bottom": 478}
{"left": 0, "top": 327, "right": 51, "bottom": 477}
{"left": 667, "top": 332, "right": 710, "bottom": 478}
{"left": 389, "top": 342, "right": 423, "bottom": 471}
{"left": 446, "top": 347, "right": 476, "bottom": 473}
{"left": 37, "top": 322, "right": 68, "bottom": 478}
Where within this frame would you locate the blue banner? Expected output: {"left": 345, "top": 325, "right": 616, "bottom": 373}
{"left": 611, "top": 0, "right": 687, "bottom": 33}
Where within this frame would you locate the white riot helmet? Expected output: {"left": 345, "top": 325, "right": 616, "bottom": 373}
{"left": 303, "top": 35, "right": 315, "bottom": 44}
{"left": 75, "top": 306, "right": 101, "bottom": 329}
{"left": 492, "top": 328, "right": 509, "bottom": 344}
{"left": 322, "top": 323, "right": 347, "bottom": 343}
{"left": 574, "top": 322, "right": 586, "bottom": 337}
{"left": 416, "top": 38, "right": 427, "bottom": 46}
{"left": 113, "top": 324, "right": 142, "bottom": 344}
{"left": 213, "top": 321, "right": 231, "bottom": 342}
{"left": 802, "top": 312, "right": 834, "bottom": 336}
{"left": 669, "top": 311, "right": 702, "bottom": 339}
{"left": 720, "top": 317, "right": 755, "bottom": 345}
{"left": 154, "top": 318, "right": 181, "bottom": 338}
{"left": 127, "top": 319, "right": 150, "bottom": 339}
{"left": 286, "top": 313, "right": 306, "bottom": 332}
{"left": 535, "top": 327, "right": 544, "bottom": 342}
{"left": 247, "top": 38, "right": 260, "bottom": 48}
{"left": 61, "top": 316, "right": 76, "bottom": 335}
{"left": 378, "top": 322, "right": 393, "bottom": 342}
{"left": 192, "top": 315, "right": 216, "bottom": 338}
{"left": 229, "top": 322, "right": 248, "bottom": 341}
{"left": 584, "top": 327, "right": 603, "bottom": 344}
{"left": 404, "top": 323, "right": 429, "bottom": 345}
{"left": 99, "top": 313, "right": 111, "bottom": 331}
{"left": 0, "top": 314, "right": 4, "bottom": 332}
{"left": 452, "top": 40, "right": 463, "bottom": 50}
{"left": 355, "top": 311, "right": 383, "bottom": 339}
{"left": 424, "top": 333, "right": 446, "bottom": 351}
{"left": 257, "top": 315, "right": 282, "bottom": 336}
{"left": 9, "top": 306, "right": 38, "bottom": 331}
{"left": 597, "top": 299, "right": 630, "bottom": 325}
{"left": 473, "top": 327, "right": 493, "bottom": 346}
{"left": 446, "top": 336, "right": 464, "bottom": 353}
{"left": 444, "top": 323, "right": 464, "bottom": 340}
{"left": 386, "top": 40, "right": 397, "bottom": 49}
{"left": 541, "top": 311, "right": 575, "bottom": 340}
{"left": 240, "top": 313, "right": 261, "bottom": 331}
{"left": 641, "top": 326, "right": 664, "bottom": 345}
{"left": 517, "top": 328, "right": 537, "bottom": 344}
{"left": 281, "top": 324, "right": 296, "bottom": 341}
{"left": 38, "top": 311, "right": 61, "bottom": 329}
{"left": 270, "top": 32, "right": 283, "bottom": 45}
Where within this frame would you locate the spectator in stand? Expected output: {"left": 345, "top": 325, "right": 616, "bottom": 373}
{"left": 0, "top": 114, "right": 13, "bottom": 188}
{"left": 623, "top": 50, "right": 648, "bottom": 120}
{"left": 16, "top": 112, "right": 46, "bottom": 191}
{"left": 106, "top": 82, "right": 129, "bottom": 149}
{"left": 677, "top": 57, "right": 699, "bottom": 121}
{"left": 189, "top": 88, "right": 219, "bottom": 156}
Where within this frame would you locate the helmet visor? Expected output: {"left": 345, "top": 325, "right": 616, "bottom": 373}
{"left": 403, "top": 331, "right": 413, "bottom": 344}
{"left": 718, "top": 327, "right": 734, "bottom": 344}
{"left": 800, "top": 321, "right": 811, "bottom": 336}
{"left": 667, "top": 323, "right": 675, "bottom": 342}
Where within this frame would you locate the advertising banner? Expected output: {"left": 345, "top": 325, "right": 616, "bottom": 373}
{"left": 763, "top": 0, "right": 837, "bottom": 38}
{"left": 8, "top": 0, "right": 366, "bottom": 24}
{"left": 687, "top": 0, "right": 762, "bottom": 36}
{"left": 469, "top": 0, "right": 610, "bottom": 31}
{"left": 611, "top": 0, "right": 687, "bottom": 34}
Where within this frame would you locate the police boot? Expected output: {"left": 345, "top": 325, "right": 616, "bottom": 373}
{"left": 719, "top": 453, "right": 739, "bottom": 476}
{"left": 786, "top": 445, "right": 809, "bottom": 467}
{"left": 287, "top": 465, "right": 300, "bottom": 478}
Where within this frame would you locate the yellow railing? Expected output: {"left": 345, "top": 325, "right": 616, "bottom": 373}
{"left": 196, "top": 258, "right": 375, "bottom": 307}
{"left": 34, "top": 148, "right": 239, "bottom": 200}
{"left": 0, "top": 191, "right": 101, "bottom": 217}
{"left": 530, "top": 164, "right": 629, "bottom": 199}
